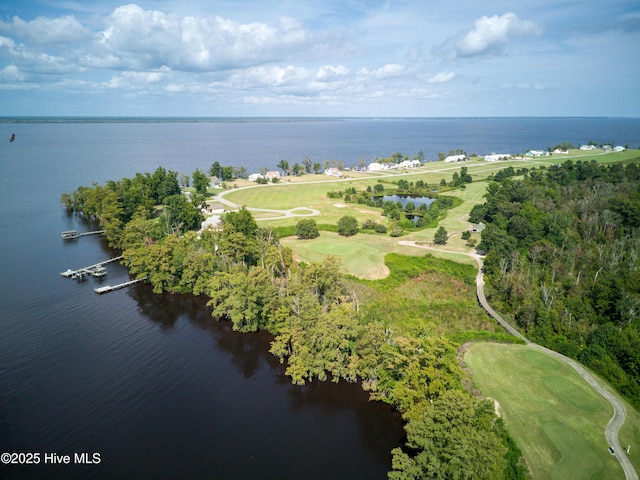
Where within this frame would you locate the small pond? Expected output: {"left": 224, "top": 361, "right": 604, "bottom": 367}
{"left": 374, "top": 194, "right": 436, "bottom": 209}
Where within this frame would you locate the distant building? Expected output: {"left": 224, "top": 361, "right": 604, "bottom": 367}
{"left": 204, "top": 202, "right": 225, "bottom": 214}
{"left": 367, "top": 162, "right": 384, "bottom": 171}
{"left": 265, "top": 171, "right": 280, "bottom": 180}
{"left": 210, "top": 176, "right": 221, "bottom": 187}
{"left": 580, "top": 145, "right": 597, "bottom": 151}
{"left": 444, "top": 154, "right": 468, "bottom": 163}
{"left": 324, "top": 167, "right": 343, "bottom": 177}
{"left": 614, "top": 146, "right": 626, "bottom": 152}
{"left": 471, "top": 222, "right": 486, "bottom": 233}
{"left": 526, "top": 150, "right": 547, "bottom": 157}
{"left": 483, "top": 153, "right": 511, "bottom": 162}
{"left": 248, "top": 173, "right": 264, "bottom": 182}
{"left": 398, "top": 160, "right": 413, "bottom": 169}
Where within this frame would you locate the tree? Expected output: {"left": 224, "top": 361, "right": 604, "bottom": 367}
{"left": 337, "top": 216, "right": 358, "bottom": 236}
{"left": 389, "top": 390, "right": 508, "bottom": 480}
{"left": 222, "top": 166, "right": 234, "bottom": 181}
{"left": 278, "top": 159, "right": 289, "bottom": 176}
{"left": 313, "top": 162, "right": 322, "bottom": 174}
{"left": 192, "top": 168, "right": 209, "bottom": 195}
{"left": 296, "top": 219, "right": 320, "bottom": 239}
{"left": 303, "top": 156, "right": 312, "bottom": 174}
{"left": 434, "top": 226, "right": 448, "bottom": 244}
{"left": 222, "top": 207, "right": 258, "bottom": 238}
{"left": 209, "top": 161, "right": 222, "bottom": 178}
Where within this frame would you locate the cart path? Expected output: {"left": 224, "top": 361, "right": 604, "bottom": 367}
{"left": 212, "top": 189, "right": 320, "bottom": 220}
{"left": 399, "top": 240, "right": 638, "bottom": 480}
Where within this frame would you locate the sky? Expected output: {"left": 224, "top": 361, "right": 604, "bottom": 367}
{"left": 0, "top": 0, "right": 638, "bottom": 117}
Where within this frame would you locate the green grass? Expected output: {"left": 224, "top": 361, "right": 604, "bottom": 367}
{"left": 352, "top": 254, "right": 495, "bottom": 335}
{"left": 464, "top": 343, "right": 625, "bottom": 480}
{"left": 281, "top": 231, "right": 398, "bottom": 279}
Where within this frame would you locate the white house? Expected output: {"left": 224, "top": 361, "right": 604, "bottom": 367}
{"left": 367, "top": 162, "right": 385, "bottom": 171}
{"left": 411, "top": 159, "right": 422, "bottom": 167}
{"left": 265, "top": 171, "right": 280, "bottom": 180}
{"left": 324, "top": 167, "right": 343, "bottom": 177}
{"left": 580, "top": 145, "right": 597, "bottom": 151}
{"left": 484, "top": 153, "right": 511, "bottom": 162}
{"left": 444, "top": 154, "right": 467, "bottom": 163}
{"left": 614, "top": 146, "right": 626, "bottom": 152}
{"left": 526, "top": 150, "right": 547, "bottom": 157}
{"left": 248, "top": 173, "right": 264, "bottom": 182}
{"left": 398, "top": 160, "right": 413, "bottom": 169}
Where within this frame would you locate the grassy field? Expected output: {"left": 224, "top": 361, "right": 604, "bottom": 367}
{"left": 219, "top": 149, "right": 640, "bottom": 278}
{"left": 464, "top": 343, "right": 626, "bottom": 480}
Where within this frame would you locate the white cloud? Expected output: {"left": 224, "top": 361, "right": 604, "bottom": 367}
{"left": 426, "top": 71, "right": 455, "bottom": 84}
{"left": 372, "top": 63, "right": 406, "bottom": 79}
{"left": 0, "top": 15, "right": 91, "bottom": 44}
{"left": 457, "top": 13, "right": 541, "bottom": 57}
{"left": 0, "top": 64, "right": 25, "bottom": 81}
{"left": 452, "top": 13, "right": 541, "bottom": 58}
{"left": 96, "top": 4, "right": 318, "bottom": 72}
{"left": 315, "top": 65, "right": 348, "bottom": 81}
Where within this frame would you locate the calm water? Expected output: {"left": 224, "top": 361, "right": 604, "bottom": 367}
{"left": 1, "top": 118, "right": 639, "bottom": 479}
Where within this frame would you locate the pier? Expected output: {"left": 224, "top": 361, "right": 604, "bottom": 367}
{"left": 60, "top": 256, "right": 122, "bottom": 280}
{"left": 61, "top": 230, "right": 105, "bottom": 240}
{"left": 94, "top": 277, "right": 147, "bottom": 294}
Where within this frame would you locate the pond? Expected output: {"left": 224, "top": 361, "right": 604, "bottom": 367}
{"left": 374, "top": 194, "right": 436, "bottom": 209}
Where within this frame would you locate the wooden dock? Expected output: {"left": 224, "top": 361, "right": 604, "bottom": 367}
{"left": 60, "top": 256, "right": 123, "bottom": 280}
{"left": 94, "top": 277, "right": 147, "bottom": 294}
{"left": 61, "top": 230, "right": 105, "bottom": 240}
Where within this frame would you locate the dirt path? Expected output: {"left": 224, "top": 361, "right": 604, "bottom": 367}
{"left": 398, "top": 240, "right": 638, "bottom": 480}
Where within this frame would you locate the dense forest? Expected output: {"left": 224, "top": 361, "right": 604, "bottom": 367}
{"left": 62, "top": 169, "right": 527, "bottom": 479}
{"left": 471, "top": 160, "right": 640, "bottom": 409}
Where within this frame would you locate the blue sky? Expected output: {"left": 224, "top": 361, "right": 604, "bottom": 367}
{"left": 0, "top": 1, "right": 638, "bottom": 117}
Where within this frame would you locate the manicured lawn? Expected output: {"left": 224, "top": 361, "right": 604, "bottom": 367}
{"left": 465, "top": 343, "right": 624, "bottom": 480}
{"left": 281, "top": 231, "right": 409, "bottom": 279}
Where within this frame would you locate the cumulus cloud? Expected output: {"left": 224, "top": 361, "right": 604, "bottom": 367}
{"left": 435, "top": 13, "right": 541, "bottom": 60}
{"left": 96, "top": 4, "right": 316, "bottom": 72}
{"left": 0, "top": 15, "right": 91, "bottom": 44}
{"left": 456, "top": 13, "right": 541, "bottom": 57}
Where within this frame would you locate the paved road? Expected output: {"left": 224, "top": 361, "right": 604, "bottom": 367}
{"left": 399, "top": 240, "right": 638, "bottom": 480}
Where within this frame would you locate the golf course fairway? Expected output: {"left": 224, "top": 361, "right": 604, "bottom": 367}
{"left": 465, "top": 342, "right": 623, "bottom": 480}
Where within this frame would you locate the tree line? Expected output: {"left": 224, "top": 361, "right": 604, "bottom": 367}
{"left": 61, "top": 168, "right": 525, "bottom": 479}
{"left": 472, "top": 159, "right": 640, "bottom": 408}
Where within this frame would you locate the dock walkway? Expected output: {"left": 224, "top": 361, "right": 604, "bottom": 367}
{"left": 60, "top": 256, "right": 123, "bottom": 280}
{"left": 61, "top": 230, "right": 105, "bottom": 240}
{"left": 94, "top": 277, "right": 147, "bottom": 294}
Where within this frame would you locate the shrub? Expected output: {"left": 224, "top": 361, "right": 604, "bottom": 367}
{"left": 390, "top": 226, "right": 403, "bottom": 237}
{"left": 337, "top": 216, "right": 358, "bottom": 236}
{"left": 296, "top": 219, "right": 320, "bottom": 239}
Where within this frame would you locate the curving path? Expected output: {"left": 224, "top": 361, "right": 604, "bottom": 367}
{"left": 212, "top": 188, "right": 320, "bottom": 221}
{"left": 399, "top": 240, "right": 638, "bottom": 480}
